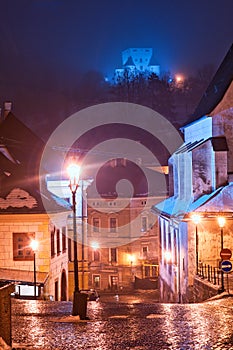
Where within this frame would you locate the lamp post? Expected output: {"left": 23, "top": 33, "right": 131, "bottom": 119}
{"left": 192, "top": 214, "right": 201, "bottom": 275}
{"left": 217, "top": 216, "right": 226, "bottom": 292}
{"left": 30, "top": 239, "right": 38, "bottom": 299}
{"left": 67, "top": 163, "right": 88, "bottom": 319}
{"left": 129, "top": 255, "right": 135, "bottom": 283}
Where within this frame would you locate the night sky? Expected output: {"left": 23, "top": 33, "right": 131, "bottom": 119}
{"left": 0, "top": 0, "right": 233, "bottom": 136}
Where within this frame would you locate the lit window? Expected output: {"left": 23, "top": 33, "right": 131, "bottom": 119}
{"left": 13, "top": 233, "right": 35, "bottom": 260}
{"left": 93, "top": 275, "right": 100, "bottom": 288}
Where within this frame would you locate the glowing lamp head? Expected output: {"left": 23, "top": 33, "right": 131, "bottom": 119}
{"left": 30, "top": 239, "right": 38, "bottom": 252}
{"left": 164, "top": 250, "right": 172, "bottom": 263}
{"left": 217, "top": 216, "right": 226, "bottom": 228}
{"left": 192, "top": 214, "right": 201, "bottom": 225}
{"left": 175, "top": 74, "right": 184, "bottom": 84}
{"left": 129, "top": 254, "right": 135, "bottom": 265}
{"left": 91, "top": 242, "right": 99, "bottom": 250}
{"left": 67, "top": 163, "right": 81, "bottom": 184}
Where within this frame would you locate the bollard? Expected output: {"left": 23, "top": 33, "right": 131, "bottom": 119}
{"left": 72, "top": 291, "right": 88, "bottom": 320}
{"left": 0, "top": 283, "right": 15, "bottom": 347}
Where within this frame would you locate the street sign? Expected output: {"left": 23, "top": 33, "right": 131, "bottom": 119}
{"left": 221, "top": 260, "right": 232, "bottom": 273}
{"left": 220, "top": 248, "right": 232, "bottom": 260}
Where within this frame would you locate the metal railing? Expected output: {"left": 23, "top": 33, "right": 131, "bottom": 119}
{"left": 197, "top": 262, "right": 221, "bottom": 286}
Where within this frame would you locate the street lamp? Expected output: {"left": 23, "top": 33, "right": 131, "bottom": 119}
{"left": 164, "top": 250, "right": 172, "bottom": 264}
{"left": 30, "top": 239, "right": 38, "bottom": 299}
{"left": 192, "top": 214, "right": 201, "bottom": 274}
{"left": 91, "top": 241, "right": 100, "bottom": 251}
{"left": 217, "top": 216, "right": 226, "bottom": 292}
{"left": 67, "top": 163, "right": 88, "bottom": 319}
{"left": 128, "top": 254, "right": 135, "bottom": 283}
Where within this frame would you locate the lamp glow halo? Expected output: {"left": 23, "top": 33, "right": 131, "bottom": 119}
{"left": 39, "top": 102, "right": 189, "bottom": 248}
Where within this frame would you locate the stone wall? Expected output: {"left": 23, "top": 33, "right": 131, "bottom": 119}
{"left": 0, "top": 283, "right": 15, "bottom": 346}
{"left": 193, "top": 276, "right": 220, "bottom": 302}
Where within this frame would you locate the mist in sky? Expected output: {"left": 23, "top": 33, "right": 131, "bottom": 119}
{"left": 1, "top": 0, "right": 233, "bottom": 75}
{"left": 0, "top": 0, "right": 232, "bottom": 136}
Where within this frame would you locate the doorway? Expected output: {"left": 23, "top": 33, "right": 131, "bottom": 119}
{"left": 110, "top": 276, "right": 118, "bottom": 291}
{"left": 61, "top": 270, "right": 67, "bottom": 301}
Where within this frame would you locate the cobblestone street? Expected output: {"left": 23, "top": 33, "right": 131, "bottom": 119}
{"left": 11, "top": 292, "right": 233, "bottom": 350}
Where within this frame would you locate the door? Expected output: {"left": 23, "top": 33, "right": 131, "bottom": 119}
{"left": 61, "top": 270, "right": 67, "bottom": 301}
{"left": 54, "top": 280, "right": 58, "bottom": 301}
{"left": 110, "top": 276, "right": 118, "bottom": 291}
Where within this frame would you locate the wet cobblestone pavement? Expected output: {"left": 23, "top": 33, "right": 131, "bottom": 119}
{"left": 11, "top": 293, "right": 233, "bottom": 350}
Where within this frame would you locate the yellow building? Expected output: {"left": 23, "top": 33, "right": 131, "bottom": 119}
{"left": 0, "top": 107, "right": 71, "bottom": 300}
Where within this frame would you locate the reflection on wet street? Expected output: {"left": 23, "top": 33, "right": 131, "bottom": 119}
{"left": 12, "top": 293, "right": 233, "bottom": 350}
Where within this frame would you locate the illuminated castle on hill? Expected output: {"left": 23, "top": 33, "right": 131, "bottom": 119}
{"left": 115, "top": 48, "right": 160, "bottom": 80}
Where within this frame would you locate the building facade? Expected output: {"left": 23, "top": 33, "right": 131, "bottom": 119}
{"left": 0, "top": 107, "right": 71, "bottom": 301}
{"left": 87, "top": 196, "right": 159, "bottom": 291}
{"left": 152, "top": 44, "right": 233, "bottom": 303}
{"left": 46, "top": 176, "right": 93, "bottom": 294}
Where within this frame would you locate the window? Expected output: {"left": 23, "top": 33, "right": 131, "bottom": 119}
{"left": 145, "top": 265, "right": 150, "bottom": 277}
{"left": 141, "top": 216, "right": 147, "bottom": 232}
{"left": 68, "top": 238, "right": 72, "bottom": 261}
{"left": 93, "top": 275, "right": 100, "bottom": 289}
{"left": 163, "top": 220, "right": 167, "bottom": 248}
{"left": 93, "top": 250, "right": 100, "bottom": 261}
{"left": 168, "top": 231, "right": 171, "bottom": 252}
{"left": 13, "top": 233, "right": 35, "bottom": 261}
{"left": 51, "top": 230, "right": 55, "bottom": 257}
{"left": 169, "top": 164, "right": 174, "bottom": 196}
{"left": 62, "top": 227, "right": 67, "bottom": 252}
{"left": 54, "top": 280, "right": 58, "bottom": 301}
{"left": 93, "top": 218, "right": 100, "bottom": 232}
{"left": 174, "top": 229, "right": 178, "bottom": 264}
{"left": 110, "top": 218, "right": 117, "bottom": 233}
{"left": 142, "top": 246, "right": 148, "bottom": 258}
{"left": 56, "top": 229, "right": 61, "bottom": 254}
{"left": 152, "top": 265, "right": 158, "bottom": 277}
{"left": 110, "top": 248, "right": 117, "bottom": 263}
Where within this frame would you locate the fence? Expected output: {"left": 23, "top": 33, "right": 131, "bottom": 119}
{"left": 197, "top": 260, "right": 233, "bottom": 292}
{"left": 197, "top": 262, "right": 222, "bottom": 285}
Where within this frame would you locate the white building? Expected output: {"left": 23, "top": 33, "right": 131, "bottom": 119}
{"left": 115, "top": 48, "right": 160, "bottom": 81}
{"left": 152, "top": 44, "right": 233, "bottom": 303}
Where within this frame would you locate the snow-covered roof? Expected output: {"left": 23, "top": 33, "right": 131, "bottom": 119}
{"left": 151, "top": 186, "right": 225, "bottom": 219}
{"left": 0, "top": 112, "right": 71, "bottom": 214}
{"left": 195, "top": 183, "right": 233, "bottom": 212}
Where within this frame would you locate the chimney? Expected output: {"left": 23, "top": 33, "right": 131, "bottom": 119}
{"left": 3, "top": 102, "right": 12, "bottom": 119}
